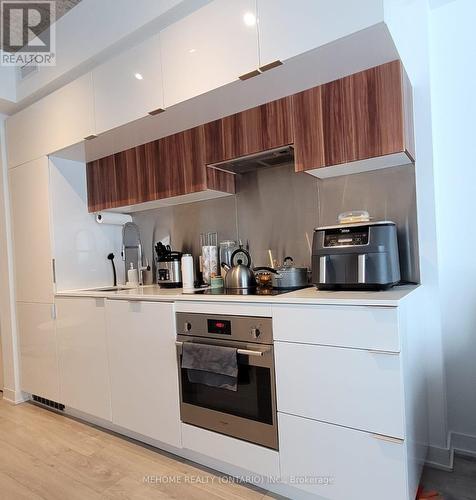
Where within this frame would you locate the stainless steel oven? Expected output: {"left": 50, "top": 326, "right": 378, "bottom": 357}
{"left": 176, "top": 313, "right": 278, "bottom": 450}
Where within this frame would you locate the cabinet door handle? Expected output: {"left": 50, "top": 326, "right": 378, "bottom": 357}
{"left": 148, "top": 107, "right": 165, "bottom": 116}
{"left": 372, "top": 433, "right": 403, "bottom": 444}
{"left": 259, "top": 60, "right": 283, "bottom": 72}
{"left": 319, "top": 256, "right": 327, "bottom": 284}
{"left": 358, "top": 254, "right": 366, "bottom": 284}
{"left": 176, "top": 341, "right": 265, "bottom": 357}
{"left": 367, "top": 349, "right": 399, "bottom": 355}
{"left": 239, "top": 69, "right": 261, "bottom": 81}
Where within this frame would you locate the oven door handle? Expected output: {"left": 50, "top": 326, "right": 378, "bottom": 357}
{"left": 175, "top": 341, "right": 265, "bottom": 357}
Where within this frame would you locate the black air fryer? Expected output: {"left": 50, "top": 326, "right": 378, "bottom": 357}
{"left": 312, "top": 221, "right": 401, "bottom": 290}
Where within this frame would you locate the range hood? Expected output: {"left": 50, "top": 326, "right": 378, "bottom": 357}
{"left": 207, "top": 145, "right": 295, "bottom": 175}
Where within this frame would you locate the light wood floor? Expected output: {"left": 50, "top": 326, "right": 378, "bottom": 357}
{"left": 0, "top": 396, "right": 282, "bottom": 500}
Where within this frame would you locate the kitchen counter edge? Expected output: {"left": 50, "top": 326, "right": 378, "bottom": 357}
{"left": 55, "top": 284, "right": 420, "bottom": 307}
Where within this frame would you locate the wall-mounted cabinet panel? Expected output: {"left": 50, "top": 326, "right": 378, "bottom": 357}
{"left": 87, "top": 141, "right": 161, "bottom": 211}
{"left": 158, "top": 127, "right": 207, "bottom": 197}
{"left": 6, "top": 73, "right": 95, "bottom": 168}
{"left": 87, "top": 61, "right": 413, "bottom": 212}
{"left": 257, "top": 0, "right": 384, "bottom": 69}
{"left": 204, "top": 97, "right": 294, "bottom": 164}
{"left": 86, "top": 155, "right": 119, "bottom": 212}
{"left": 9, "top": 157, "right": 55, "bottom": 303}
{"left": 86, "top": 127, "right": 235, "bottom": 213}
{"left": 161, "top": 0, "right": 259, "bottom": 108}
{"left": 293, "top": 60, "right": 415, "bottom": 177}
{"left": 93, "top": 34, "right": 164, "bottom": 134}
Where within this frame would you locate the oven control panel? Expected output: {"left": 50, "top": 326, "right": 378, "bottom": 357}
{"left": 176, "top": 313, "right": 272, "bottom": 344}
{"left": 207, "top": 318, "right": 232, "bottom": 336}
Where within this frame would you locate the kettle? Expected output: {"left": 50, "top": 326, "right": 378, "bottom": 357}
{"left": 221, "top": 247, "right": 257, "bottom": 289}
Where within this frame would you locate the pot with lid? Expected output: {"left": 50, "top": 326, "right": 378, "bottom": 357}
{"left": 221, "top": 247, "right": 257, "bottom": 289}
{"left": 255, "top": 257, "right": 309, "bottom": 289}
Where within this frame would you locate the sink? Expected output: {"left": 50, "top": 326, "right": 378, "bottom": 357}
{"left": 93, "top": 286, "right": 135, "bottom": 292}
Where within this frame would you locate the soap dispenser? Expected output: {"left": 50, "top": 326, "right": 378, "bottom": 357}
{"left": 127, "top": 263, "right": 139, "bottom": 285}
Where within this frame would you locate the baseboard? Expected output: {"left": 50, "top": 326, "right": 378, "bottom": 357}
{"left": 426, "top": 444, "right": 454, "bottom": 471}
{"left": 2, "top": 388, "right": 30, "bottom": 404}
{"left": 425, "top": 431, "right": 476, "bottom": 470}
{"left": 451, "top": 431, "right": 476, "bottom": 458}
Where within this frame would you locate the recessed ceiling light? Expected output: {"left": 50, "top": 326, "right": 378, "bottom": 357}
{"left": 243, "top": 12, "right": 256, "bottom": 26}
{"left": 134, "top": 73, "right": 144, "bottom": 80}
{"left": 188, "top": 48, "right": 197, "bottom": 54}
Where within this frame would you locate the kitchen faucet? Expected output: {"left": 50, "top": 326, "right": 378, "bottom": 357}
{"left": 122, "top": 222, "right": 148, "bottom": 285}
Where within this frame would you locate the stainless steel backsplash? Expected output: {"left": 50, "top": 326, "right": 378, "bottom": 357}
{"left": 318, "top": 164, "right": 420, "bottom": 283}
{"left": 133, "top": 164, "right": 419, "bottom": 282}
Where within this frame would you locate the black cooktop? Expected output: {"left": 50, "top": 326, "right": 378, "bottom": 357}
{"left": 183, "top": 286, "right": 311, "bottom": 296}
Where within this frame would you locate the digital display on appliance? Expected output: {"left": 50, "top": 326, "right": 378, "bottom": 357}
{"left": 207, "top": 319, "right": 232, "bottom": 335}
{"left": 324, "top": 226, "right": 369, "bottom": 247}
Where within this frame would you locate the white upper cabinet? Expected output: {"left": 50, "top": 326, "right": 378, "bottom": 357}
{"left": 9, "top": 157, "right": 55, "bottom": 303}
{"left": 6, "top": 73, "right": 95, "bottom": 168}
{"left": 161, "top": 0, "right": 259, "bottom": 108}
{"left": 93, "top": 33, "right": 165, "bottom": 134}
{"left": 257, "top": 0, "right": 384, "bottom": 68}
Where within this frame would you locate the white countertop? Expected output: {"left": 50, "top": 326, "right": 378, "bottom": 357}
{"left": 56, "top": 284, "right": 419, "bottom": 307}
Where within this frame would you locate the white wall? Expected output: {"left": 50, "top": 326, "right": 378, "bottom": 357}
{"left": 430, "top": 0, "right": 476, "bottom": 444}
{"left": 384, "top": 0, "right": 448, "bottom": 454}
{"left": 49, "top": 157, "right": 125, "bottom": 290}
{"left": 0, "top": 60, "right": 16, "bottom": 111}
{"left": 0, "top": 115, "right": 22, "bottom": 402}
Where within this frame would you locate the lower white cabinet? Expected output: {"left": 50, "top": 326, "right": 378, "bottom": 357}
{"left": 278, "top": 413, "right": 406, "bottom": 500}
{"left": 182, "top": 423, "right": 280, "bottom": 479}
{"left": 17, "top": 302, "right": 60, "bottom": 401}
{"left": 105, "top": 300, "right": 181, "bottom": 447}
{"left": 272, "top": 304, "right": 399, "bottom": 352}
{"left": 275, "top": 341, "right": 404, "bottom": 438}
{"left": 55, "top": 297, "right": 112, "bottom": 420}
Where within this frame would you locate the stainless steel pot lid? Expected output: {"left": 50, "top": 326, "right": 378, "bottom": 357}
{"left": 276, "top": 256, "right": 308, "bottom": 272}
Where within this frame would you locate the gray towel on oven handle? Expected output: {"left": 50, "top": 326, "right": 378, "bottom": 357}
{"left": 181, "top": 342, "right": 238, "bottom": 391}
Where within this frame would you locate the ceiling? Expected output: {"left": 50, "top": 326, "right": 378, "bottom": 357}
{"left": 2, "top": 0, "right": 83, "bottom": 52}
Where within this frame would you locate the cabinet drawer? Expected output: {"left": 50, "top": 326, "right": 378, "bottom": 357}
{"left": 275, "top": 342, "right": 404, "bottom": 438}
{"left": 182, "top": 423, "right": 280, "bottom": 480}
{"left": 279, "top": 413, "right": 406, "bottom": 500}
{"left": 273, "top": 304, "right": 399, "bottom": 351}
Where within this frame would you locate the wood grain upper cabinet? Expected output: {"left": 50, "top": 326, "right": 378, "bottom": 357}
{"left": 293, "top": 60, "right": 415, "bottom": 176}
{"left": 204, "top": 97, "right": 294, "bottom": 164}
{"left": 86, "top": 127, "right": 235, "bottom": 213}
{"left": 87, "top": 141, "right": 162, "bottom": 211}
{"left": 158, "top": 127, "right": 207, "bottom": 197}
{"left": 160, "top": 0, "right": 259, "bottom": 108}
